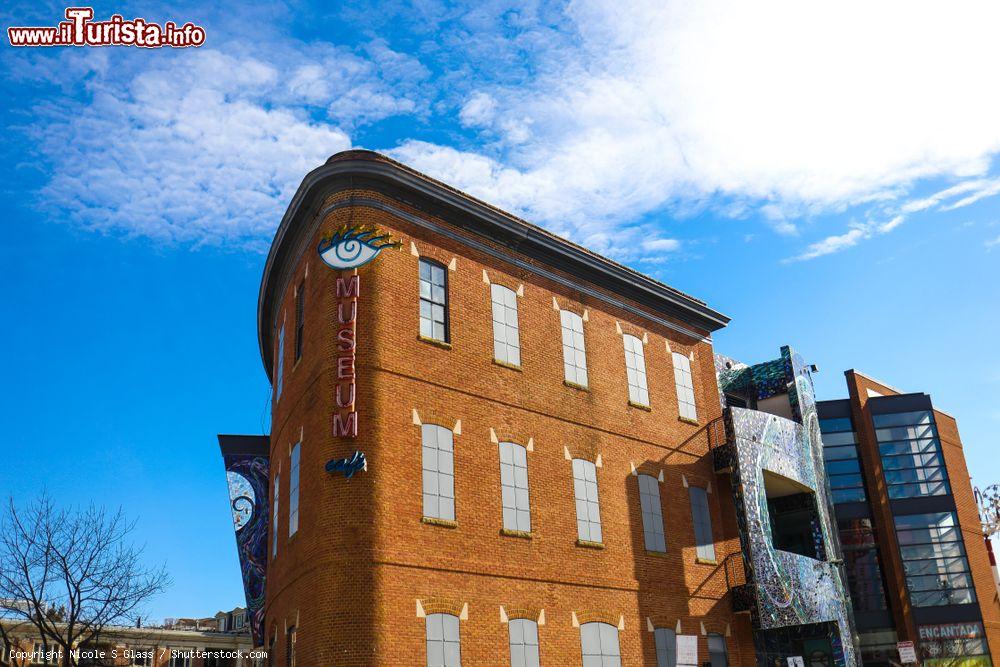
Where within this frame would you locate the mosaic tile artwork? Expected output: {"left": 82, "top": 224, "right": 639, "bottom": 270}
{"left": 223, "top": 454, "right": 269, "bottom": 646}
{"left": 718, "top": 346, "right": 857, "bottom": 667}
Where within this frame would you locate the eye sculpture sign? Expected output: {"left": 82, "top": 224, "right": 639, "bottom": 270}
{"left": 317, "top": 223, "right": 400, "bottom": 473}
{"left": 318, "top": 223, "right": 402, "bottom": 270}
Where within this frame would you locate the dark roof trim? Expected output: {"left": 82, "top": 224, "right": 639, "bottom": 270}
{"left": 218, "top": 434, "right": 269, "bottom": 457}
{"left": 257, "top": 151, "right": 730, "bottom": 381}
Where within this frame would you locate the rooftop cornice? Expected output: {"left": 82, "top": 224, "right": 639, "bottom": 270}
{"left": 257, "top": 150, "right": 730, "bottom": 380}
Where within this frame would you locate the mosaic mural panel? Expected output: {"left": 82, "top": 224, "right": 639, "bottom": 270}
{"left": 719, "top": 346, "right": 857, "bottom": 667}
{"left": 223, "top": 454, "right": 269, "bottom": 646}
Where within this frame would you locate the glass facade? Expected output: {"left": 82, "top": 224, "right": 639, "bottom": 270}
{"left": 857, "top": 629, "right": 898, "bottom": 667}
{"left": 819, "top": 417, "right": 867, "bottom": 504}
{"left": 837, "top": 517, "right": 889, "bottom": 611}
{"left": 894, "top": 511, "right": 976, "bottom": 607}
{"left": 873, "top": 410, "right": 950, "bottom": 499}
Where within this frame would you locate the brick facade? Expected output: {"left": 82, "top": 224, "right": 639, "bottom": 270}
{"left": 260, "top": 153, "right": 749, "bottom": 666}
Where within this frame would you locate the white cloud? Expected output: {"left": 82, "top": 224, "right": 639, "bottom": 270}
{"left": 642, "top": 238, "right": 681, "bottom": 252}
{"left": 393, "top": 0, "right": 1000, "bottom": 252}
{"left": 986, "top": 234, "right": 1000, "bottom": 250}
{"left": 459, "top": 92, "right": 498, "bottom": 128}
{"left": 787, "top": 215, "right": 905, "bottom": 261}
{"left": 903, "top": 177, "right": 1000, "bottom": 213}
{"left": 32, "top": 50, "right": 352, "bottom": 246}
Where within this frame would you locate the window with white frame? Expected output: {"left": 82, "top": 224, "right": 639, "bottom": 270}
{"left": 507, "top": 618, "right": 541, "bottom": 667}
{"left": 623, "top": 334, "right": 649, "bottom": 406}
{"left": 419, "top": 259, "right": 449, "bottom": 342}
{"left": 272, "top": 473, "right": 280, "bottom": 558}
{"left": 689, "top": 486, "right": 716, "bottom": 561}
{"left": 131, "top": 650, "right": 151, "bottom": 666}
{"left": 580, "top": 622, "right": 621, "bottom": 667}
{"left": 289, "top": 443, "right": 300, "bottom": 537}
{"left": 499, "top": 442, "right": 531, "bottom": 533}
{"left": 275, "top": 324, "right": 285, "bottom": 400}
{"left": 672, "top": 352, "right": 697, "bottom": 421}
{"left": 425, "top": 613, "right": 461, "bottom": 667}
{"left": 560, "top": 310, "right": 588, "bottom": 387}
{"left": 491, "top": 284, "right": 521, "bottom": 366}
{"left": 422, "top": 424, "right": 456, "bottom": 522}
{"left": 169, "top": 653, "right": 191, "bottom": 667}
{"left": 638, "top": 474, "right": 666, "bottom": 552}
{"left": 572, "top": 459, "right": 602, "bottom": 543}
{"left": 654, "top": 627, "right": 676, "bottom": 667}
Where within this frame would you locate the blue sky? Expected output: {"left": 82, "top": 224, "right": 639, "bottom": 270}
{"left": 2, "top": 0, "right": 999, "bottom": 620}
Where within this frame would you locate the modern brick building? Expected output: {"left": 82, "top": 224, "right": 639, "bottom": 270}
{"left": 216, "top": 150, "right": 990, "bottom": 667}
{"left": 818, "top": 372, "right": 1000, "bottom": 666}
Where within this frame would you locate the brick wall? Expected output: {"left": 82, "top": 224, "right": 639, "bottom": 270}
{"left": 265, "top": 189, "right": 750, "bottom": 666}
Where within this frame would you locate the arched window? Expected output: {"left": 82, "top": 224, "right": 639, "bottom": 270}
{"left": 653, "top": 627, "right": 676, "bottom": 667}
{"left": 499, "top": 442, "right": 531, "bottom": 532}
{"left": 672, "top": 352, "right": 697, "bottom": 421}
{"left": 689, "top": 486, "right": 715, "bottom": 561}
{"left": 623, "top": 334, "right": 649, "bottom": 406}
{"left": 491, "top": 284, "right": 521, "bottom": 366}
{"left": 638, "top": 474, "right": 666, "bottom": 552}
{"left": 580, "top": 621, "right": 621, "bottom": 666}
{"left": 422, "top": 424, "right": 456, "bottom": 521}
{"left": 560, "top": 310, "right": 588, "bottom": 387}
{"left": 708, "top": 633, "right": 729, "bottom": 667}
{"left": 425, "top": 613, "right": 461, "bottom": 667}
{"left": 507, "top": 618, "right": 541, "bottom": 667}
{"left": 572, "top": 459, "right": 602, "bottom": 544}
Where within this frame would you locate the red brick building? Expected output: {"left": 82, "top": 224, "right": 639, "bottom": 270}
{"left": 248, "top": 150, "right": 754, "bottom": 666}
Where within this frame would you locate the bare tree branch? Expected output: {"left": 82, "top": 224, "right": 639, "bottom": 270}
{"left": 0, "top": 496, "right": 170, "bottom": 667}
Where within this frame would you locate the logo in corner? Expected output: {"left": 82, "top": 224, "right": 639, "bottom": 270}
{"left": 317, "top": 224, "right": 401, "bottom": 269}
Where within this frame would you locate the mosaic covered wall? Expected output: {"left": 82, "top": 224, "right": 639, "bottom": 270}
{"left": 223, "top": 453, "right": 269, "bottom": 646}
{"left": 718, "top": 346, "right": 857, "bottom": 667}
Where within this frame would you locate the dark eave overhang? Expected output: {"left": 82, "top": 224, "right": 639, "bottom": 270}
{"left": 257, "top": 151, "right": 730, "bottom": 381}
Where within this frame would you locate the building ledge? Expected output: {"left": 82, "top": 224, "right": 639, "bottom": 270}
{"left": 417, "top": 335, "right": 452, "bottom": 350}
{"left": 500, "top": 528, "right": 533, "bottom": 539}
{"left": 492, "top": 359, "right": 522, "bottom": 372}
{"left": 575, "top": 539, "right": 605, "bottom": 550}
{"left": 421, "top": 517, "right": 457, "bottom": 529}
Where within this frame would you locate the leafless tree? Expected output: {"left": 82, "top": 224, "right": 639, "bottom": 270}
{"left": 0, "top": 496, "right": 169, "bottom": 667}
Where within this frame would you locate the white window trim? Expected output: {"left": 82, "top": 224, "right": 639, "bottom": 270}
{"left": 672, "top": 352, "right": 698, "bottom": 421}
{"left": 623, "top": 334, "right": 650, "bottom": 406}
{"left": 289, "top": 443, "right": 301, "bottom": 537}
{"left": 499, "top": 441, "right": 531, "bottom": 533}
{"left": 560, "top": 310, "right": 588, "bottom": 388}
{"left": 422, "top": 424, "right": 456, "bottom": 522}
{"left": 638, "top": 473, "right": 666, "bottom": 552}
{"left": 490, "top": 284, "right": 521, "bottom": 367}
{"left": 572, "top": 458, "right": 602, "bottom": 544}
{"left": 272, "top": 472, "right": 280, "bottom": 558}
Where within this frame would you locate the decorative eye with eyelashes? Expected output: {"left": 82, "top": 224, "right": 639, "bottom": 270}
{"left": 317, "top": 224, "right": 402, "bottom": 269}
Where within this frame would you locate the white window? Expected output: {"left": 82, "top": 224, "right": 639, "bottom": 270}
{"left": 491, "top": 284, "right": 521, "bottom": 366}
{"left": 499, "top": 442, "right": 531, "bottom": 533}
{"left": 708, "top": 633, "right": 729, "bottom": 667}
{"left": 425, "top": 613, "right": 461, "bottom": 667}
{"left": 422, "top": 425, "right": 456, "bottom": 521}
{"left": 654, "top": 628, "right": 676, "bottom": 667}
{"left": 170, "top": 654, "right": 191, "bottom": 667}
{"left": 572, "top": 459, "right": 602, "bottom": 543}
{"left": 689, "top": 486, "right": 716, "bottom": 561}
{"left": 672, "top": 352, "right": 697, "bottom": 421}
{"left": 419, "top": 259, "right": 449, "bottom": 342}
{"left": 272, "top": 473, "right": 280, "bottom": 558}
{"left": 131, "top": 651, "right": 151, "bottom": 667}
{"left": 623, "top": 334, "right": 649, "bottom": 406}
{"left": 638, "top": 474, "right": 666, "bottom": 552}
{"left": 289, "top": 443, "right": 300, "bottom": 537}
{"left": 580, "top": 622, "right": 621, "bottom": 667}
{"left": 508, "top": 618, "right": 541, "bottom": 667}
{"left": 560, "top": 310, "right": 588, "bottom": 387}
{"left": 275, "top": 324, "right": 285, "bottom": 400}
